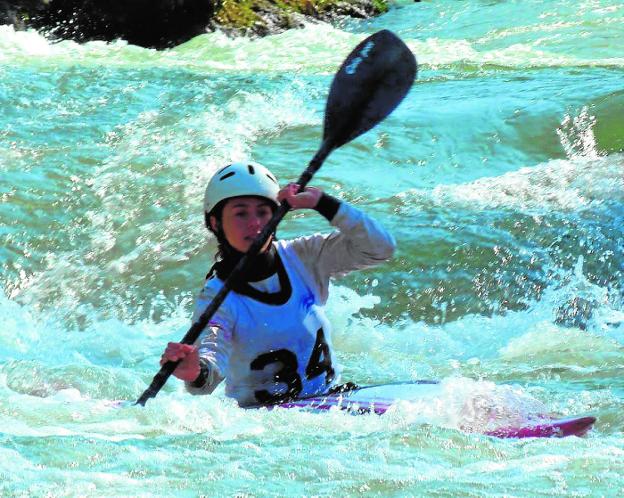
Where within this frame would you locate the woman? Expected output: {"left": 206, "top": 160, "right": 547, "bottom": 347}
{"left": 161, "top": 161, "right": 395, "bottom": 407}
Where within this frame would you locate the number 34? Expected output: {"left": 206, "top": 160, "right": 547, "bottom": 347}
{"left": 250, "top": 328, "right": 335, "bottom": 404}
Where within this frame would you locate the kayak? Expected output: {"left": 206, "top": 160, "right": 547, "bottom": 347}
{"left": 113, "top": 380, "right": 595, "bottom": 439}
{"left": 276, "top": 381, "right": 596, "bottom": 439}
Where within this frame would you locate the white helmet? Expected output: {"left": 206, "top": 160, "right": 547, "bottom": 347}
{"left": 203, "top": 161, "right": 280, "bottom": 214}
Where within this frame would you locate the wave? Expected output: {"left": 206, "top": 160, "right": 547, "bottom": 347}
{"left": 2, "top": 20, "right": 623, "bottom": 73}
{"left": 396, "top": 153, "right": 623, "bottom": 215}
{"left": 586, "top": 90, "right": 624, "bottom": 154}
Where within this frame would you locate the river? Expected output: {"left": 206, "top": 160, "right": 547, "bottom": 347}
{"left": 1, "top": 0, "right": 623, "bottom": 496}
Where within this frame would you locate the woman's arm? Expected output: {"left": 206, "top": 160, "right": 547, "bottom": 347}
{"left": 160, "top": 281, "right": 234, "bottom": 395}
{"left": 278, "top": 183, "right": 396, "bottom": 303}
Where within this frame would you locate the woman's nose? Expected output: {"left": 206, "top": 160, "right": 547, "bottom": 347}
{"left": 248, "top": 216, "right": 262, "bottom": 229}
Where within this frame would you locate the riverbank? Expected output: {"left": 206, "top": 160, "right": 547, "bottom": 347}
{"left": 211, "top": 0, "right": 388, "bottom": 37}
{"left": 0, "top": 0, "right": 388, "bottom": 48}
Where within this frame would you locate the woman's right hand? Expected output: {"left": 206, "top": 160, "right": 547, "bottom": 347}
{"left": 277, "top": 183, "right": 322, "bottom": 210}
{"left": 160, "top": 342, "right": 201, "bottom": 381}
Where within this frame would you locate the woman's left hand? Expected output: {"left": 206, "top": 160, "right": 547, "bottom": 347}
{"left": 277, "top": 183, "right": 322, "bottom": 210}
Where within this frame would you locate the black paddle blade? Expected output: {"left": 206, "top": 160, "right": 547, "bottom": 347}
{"left": 323, "top": 30, "right": 416, "bottom": 151}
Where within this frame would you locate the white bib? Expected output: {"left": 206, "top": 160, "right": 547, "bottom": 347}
{"left": 206, "top": 242, "right": 341, "bottom": 407}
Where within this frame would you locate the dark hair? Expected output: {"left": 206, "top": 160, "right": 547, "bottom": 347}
{"left": 204, "top": 199, "right": 226, "bottom": 233}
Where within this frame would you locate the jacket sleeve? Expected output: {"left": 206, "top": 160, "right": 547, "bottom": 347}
{"left": 184, "top": 282, "right": 235, "bottom": 395}
{"left": 289, "top": 201, "right": 396, "bottom": 304}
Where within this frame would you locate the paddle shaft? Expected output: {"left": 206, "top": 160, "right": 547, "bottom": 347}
{"left": 135, "top": 142, "right": 332, "bottom": 406}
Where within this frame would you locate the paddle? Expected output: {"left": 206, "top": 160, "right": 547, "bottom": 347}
{"left": 135, "top": 29, "right": 417, "bottom": 406}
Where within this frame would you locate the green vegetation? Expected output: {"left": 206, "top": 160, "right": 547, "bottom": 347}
{"left": 214, "top": 0, "right": 389, "bottom": 33}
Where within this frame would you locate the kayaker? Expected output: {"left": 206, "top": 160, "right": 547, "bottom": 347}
{"left": 160, "top": 161, "right": 395, "bottom": 407}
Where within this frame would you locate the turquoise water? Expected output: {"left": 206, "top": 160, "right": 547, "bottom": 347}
{"left": 1, "top": 0, "right": 623, "bottom": 495}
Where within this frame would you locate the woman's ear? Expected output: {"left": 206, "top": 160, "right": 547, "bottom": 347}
{"left": 209, "top": 215, "right": 218, "bottom": 232}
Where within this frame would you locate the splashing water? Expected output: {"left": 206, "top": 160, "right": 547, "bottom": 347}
{"left": 2, "top": 1, "right": 624, "bottom": 495}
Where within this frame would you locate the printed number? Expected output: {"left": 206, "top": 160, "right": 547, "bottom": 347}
{"left": 250, "top": 328, "right": 335, "bottom": 405}
{"left": 306, "top": 328, "right": 335, "bottom": 384}
{"left": 250, "top": 349, "right": 302, "bottom": 404}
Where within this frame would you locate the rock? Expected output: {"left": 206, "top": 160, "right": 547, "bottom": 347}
{"left": 2, "top": 0, "right": 219, "bottom": 49}
{"left": 40, "top": 0, "right": 219, "bottom": 49}
{"left": 0, "top": 0, "right": 389, "bottom": 49}
{"left": 0, "top": 0, "right": 47, "bottom": 30}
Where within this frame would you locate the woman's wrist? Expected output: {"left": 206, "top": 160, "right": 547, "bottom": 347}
{"left": 308, "top": 187, "right": 323, "bottom": 208}
{"left": 177, "top": 362, "right": 201, "bottom": 382}
{"left": 189, "top": 362, "right": 209, "bottom": 388}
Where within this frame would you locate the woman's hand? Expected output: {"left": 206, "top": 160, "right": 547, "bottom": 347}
{"left": 277, "top": 183, "right": 322, "bottom": 210}
{"left": 160, "top": 342, "right": 201, "bottom": 381}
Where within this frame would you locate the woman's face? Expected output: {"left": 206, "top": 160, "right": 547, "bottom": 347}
{"left": 211, "top": 196, "right": 274, "bottom": 253}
